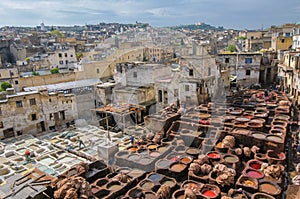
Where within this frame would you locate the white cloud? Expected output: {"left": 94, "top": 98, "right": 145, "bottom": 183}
{"left": 0, "top": 0, "right": 298, "bottom": 29}
{"left": 146, "top": 8, "right": 171, "bottom": 17}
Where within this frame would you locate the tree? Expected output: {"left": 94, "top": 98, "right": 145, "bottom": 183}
{"left": 76, "top": 52, "right": 83, "bottom": 61}
{"left": 50, "top": 68, "right": 59, "bottom": 74}
{"left": 227, "top": 45, "right": 237, "bottom": 52}
{"left": 25, "top": 57, "right": 30, "bottom": 63}
{"left": 236, "top": 36, "right": 246, "bottom": 40}
{"left": 50, "top": 29, "right": 64, "bottom": 38}
{"left": 0, "top": 82, "right": 12, "bottom": 91}
{"left": 32, "top": 71, "right": 40, "bottom": 76}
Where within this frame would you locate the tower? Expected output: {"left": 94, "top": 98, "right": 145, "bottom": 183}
{"left": 40, "top": 22, "right": 45, "bottom": 31}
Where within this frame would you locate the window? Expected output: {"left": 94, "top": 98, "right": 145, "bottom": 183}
{"left": 245, "top": 58, "right": 252, "bottom": 64}
{"left": 185, "top": 85, "right": 189, "bottom": 91}
{"left": 189, "top": 69, "right": 194, "bottom": 76}
{"left": 225, "top": 58, "right": 230, "bottom": 63}
{"left": 97, "top": 68, "right": 100, "bottom": 74}
{"left": 16, "top": 100, "right": 22, "bottom": 108}
{"left": 281, "top": 39, "right": 285, "bottom": 43}
{"left": 70, "top": 54, "right": 73, "bottom": 57}
{"left": 65, "top": 60, "right": 68, "bottom": 65}
{"left": 15, "top": 80, "right": 18, "bottom": 85}
{"left": 17, "top": 131, "right": 22, "bottom": 136}
{"left": 158, "top": 90, "right": 162, "bottom": 102}
{"left": 251, "top": 36, "right": 254, "bottom": 39}
{"left": 32, "top": 114, "right": 37, "bottom": 121}
{"left": 133, "top": 72, "right": 137, "bottom": 78}
{"left": 58, "top": 53, "right": 62, "bottom": 58}
{"left": 49, "top": 98, "right": 52, "bottom": 102}
{"left": 65, "top": 53, "right": 68, "bottom": 57}
{"left": 29, "top": 98, "right": 36, "bottom": 105}
{"left": 0, "top": 121, "right": 3, "bottom": 128}
{"left": 246, "top": 70, "right": 251, "bottom": 76}
{"left": 60, "top": 111, "right": 65, "bottom": 120}
{"left": 50, "top": 113, "right": 53, "bottom": 120}
{"left": 186, "top": 96, "right": 191, "bottom": 102}
{"left": 59, "top": 60, "right": 63, "bottom": 64}
{"left": 164, "top": 91, "right": 168, "bottom": 104}
{"left": 208, "top": 67, "right": 211, "bottom": 76}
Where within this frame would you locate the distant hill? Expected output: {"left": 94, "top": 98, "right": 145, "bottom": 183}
{"left": 169, "top": 23, "right": 224, "bottom": 31}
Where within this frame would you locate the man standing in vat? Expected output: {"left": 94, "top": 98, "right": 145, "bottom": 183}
{"left": 130, "top": 135, "right": 134, "bottom": 145}
{"left": 76, "top": 136, "right": 86, "bottom": 149}
{"left": 24, "top": 149, "right": 31, "bottom": 162}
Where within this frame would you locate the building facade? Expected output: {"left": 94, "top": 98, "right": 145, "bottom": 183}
{"left": 216, "top": 52, "right": 262, "bottom": 87}
{"left": 0, "top": 89, "right": 77, "bottom": 138}
{"left": 48, "top": 47, "right": 77, "bottom": 70}
{"left": 277, "top": 51, "right": 300, "bottom": 105}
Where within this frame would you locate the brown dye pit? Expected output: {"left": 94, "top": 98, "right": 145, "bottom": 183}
{"left": 177, "top": 196, "right": 185, "bottom": 199}
{"left": 180, "top": 157, "right": 192, "bottom": 164}
{"left": 145, "top": 192, "right": 157, "bottom": 199}
{"left": 260, "top": 183, "right": 277, "bottom": 194}
{"left": 170, "top": 163, "right": 186, "bottom": 172}
{"left": 107, "top": 184, "right": 122, "bottom": 191}
{"left": 248, "top": 122, "right": 263, "bottom": 128}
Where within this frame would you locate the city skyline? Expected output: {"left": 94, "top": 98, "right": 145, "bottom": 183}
{"left": 0, "top": 0, "right": 299, "bottom": 30}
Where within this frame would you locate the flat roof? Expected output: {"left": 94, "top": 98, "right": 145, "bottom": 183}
{"left": 24, "top": 78, "right": 102, "bottom": 92}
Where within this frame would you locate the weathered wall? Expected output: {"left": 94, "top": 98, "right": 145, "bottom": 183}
{"left": 0, "top": 91, "right": 77, "bottom": 138}
{"left": 17, "top": 72, "right": 77, "bottom": 91}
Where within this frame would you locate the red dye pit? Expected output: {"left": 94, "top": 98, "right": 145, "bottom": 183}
{"left": 207, "top": 153, "right": 220, "bottom": 159}
{"left": 249, "top": 162, "right": 261, "bottom": 170}
{"left": 202, "top": 190, "right": 217, "bottom": 197}
{"left": 247, "top": 170, "right": 263, "bottom": 178}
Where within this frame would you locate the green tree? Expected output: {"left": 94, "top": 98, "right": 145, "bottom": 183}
{"left": 227, "top": 45, "right": 237, "bottom": 52}
{"left": 32, "top": 71, "right": 40, "bottom": 76}
{"left": 236, "top": 36, "right": 247, "bottom": 40}
{"left": 50, "top": 29, "right": 64, "bottom": 38}
{"left": 25, "top": 57, "right": 30, "bottom": 63}
{"left": 76, "top": 52, "right": 83, "bottom": 61}
{"left": 50, "top": 68, "right": 59, "bottom": 74}
{"left": 0, "top": 82, "right": 12, "bottom": 91}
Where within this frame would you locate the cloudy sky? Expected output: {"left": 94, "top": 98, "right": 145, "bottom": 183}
{"left": 0, "top": 0, "right": 299, "bottom": 29}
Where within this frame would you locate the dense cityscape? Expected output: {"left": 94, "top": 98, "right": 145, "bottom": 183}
{"left": 0, "top": 12, "right": 299, "bottom": 198}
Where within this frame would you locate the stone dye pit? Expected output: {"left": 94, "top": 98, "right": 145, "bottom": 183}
{"left": 0, "top": 89, "right": 296, "bottom": 198}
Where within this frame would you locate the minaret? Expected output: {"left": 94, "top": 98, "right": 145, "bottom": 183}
{"left": 40, "top": 22, "right": 45, "bottom": 31}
